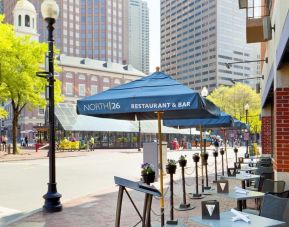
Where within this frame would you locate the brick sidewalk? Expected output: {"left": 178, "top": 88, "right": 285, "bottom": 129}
{"left": 6, "top": 174, "right": 255, "bottom": 227}
{"left": 1, "top": 147, "right": 257, "bottom": 227}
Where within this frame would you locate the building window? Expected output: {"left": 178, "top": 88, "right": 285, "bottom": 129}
{"left": 103, "top": 78, "right": 110, "bottom": 83}
{"left": 66, "top": 83, "right": 73, "bottom": 95}
{"left": 102, "top": 86, "right": 110, "bottom": 91}
{"left": 91, "top": 85, "right": 98, "bottom": 95}
{"left": 91, "top": 76, "right": 98, "bottom": 81}
{"left": 25, "top": 15, "right": 30, "bottom": 27}
{"left": 18, "top": 15, "right": 21, "bottom": 26}
{"left": 79, "top": 84, "right": 86, "bottom": 96}
{"left": 114, "top": 79, "right": 121, "bottom": 84}
{"left": 38, "top": 108, "right": 44, "bottom": 115}
{"left": 66, "top": 72, "right": 73, "bottom": 78}
{"left": 79, "top": 74, "right": 85, "bottom": 80}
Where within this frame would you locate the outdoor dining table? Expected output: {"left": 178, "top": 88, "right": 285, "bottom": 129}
{"left": 243, "top": 158, "right": 259, "bottom": 164}
{"left": 221, "top": 174, "right": 261, "bottom": 209}
{"left": 190, "top": 211, "right": 286, "bottom": 227}
{"left": 221, "top": 174, "right": 260, "bottom": 189}
{"left": 217, "top": 190, "right": 264, "bottom": 211}
{"left": 238, "top": 167, "right": 258, "bottom": 172}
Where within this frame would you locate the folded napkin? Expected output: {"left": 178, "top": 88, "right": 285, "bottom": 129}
{"left": 234, "top": 186, "right": 249, "bottom": 194}
{"left": 231, "top": 208, "right": 250, "bottom": 223}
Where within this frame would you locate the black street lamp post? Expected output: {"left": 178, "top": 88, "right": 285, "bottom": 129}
{"left": 41, "top": 0, "right": 62, "bottom": 212}
{"left": 138, "top": 120, "right": 141, "bottom": 151}
{"left": 245, "top": 103, "right": 249, "bottom": 158}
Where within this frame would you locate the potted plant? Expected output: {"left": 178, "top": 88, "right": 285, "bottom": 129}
{"left": 141, "top": 162, "right": 155, "bottom": 184}
{"left": 193, "top": 153, "right": 200, "bottom": 163}
{"left": 166, "top": 159, "right": 177, "bottom": 174}
{"left": 178, "top": 155, "right": 187, "bottom": 167}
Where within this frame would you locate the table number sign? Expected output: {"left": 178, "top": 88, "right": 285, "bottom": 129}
{"left": 202, "top": 200, "right": 220, "bottom": 219}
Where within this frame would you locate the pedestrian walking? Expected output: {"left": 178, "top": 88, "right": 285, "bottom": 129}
{"left": 25, "top": 136, "right": 28, "bottom": 147}
{"left": 89, "top": 136, "right": 95, "bottom": 151}
{"left": 213, "top": 139, "right": 219, "bottom": 152}
{"left": 2, "top": 135, "right": 7, "bottom": 152}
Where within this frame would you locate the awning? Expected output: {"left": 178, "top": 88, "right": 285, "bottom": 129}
{"left": 261, "top": 65, "right": 274, "bottom": 108}
{"left": 276, "top": 12, "right": 289, "bottom": 69}
{"left": 55, "top": 103, "right": 200, "bottom": 135}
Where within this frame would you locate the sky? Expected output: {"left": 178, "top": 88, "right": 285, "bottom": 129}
{"left": 144, "top": 0, "right": 160, "bottom": 73}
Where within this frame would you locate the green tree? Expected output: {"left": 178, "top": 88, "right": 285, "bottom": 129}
{"left": 207, "top": 83, "right": 261, "bottom": 133}
{"left": 0, "top": 108, "right": 7, "bottom": 118}
{"left": 0, "top": 15, "right": 63, "bottom": 154}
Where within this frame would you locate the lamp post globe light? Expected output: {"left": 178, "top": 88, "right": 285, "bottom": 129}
{"left": 41, "top": 0, "right": 62, "bottom": 212}
{"left": 244, "top": 103, "right": 250, "bottom": 158}
{"left": 201, "top": 86, "right": 209, "bottom": 98}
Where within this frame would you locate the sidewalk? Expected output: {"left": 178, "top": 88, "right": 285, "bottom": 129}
{"left": 1, "top": 147, "right": 255, "bottom": 227}
{"left": 6, "top": 180, "right": 246, "bottom": 227}
{"left": 0, "top": 147, "right": 89, "bottom": 162}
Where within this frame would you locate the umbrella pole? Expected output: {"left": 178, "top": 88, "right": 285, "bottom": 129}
{"left": 157, "top": 112, "right": 165, "bottom": 227}
{"left": 224, "top": 129, "right": 228, "bottom": 174}
{"left": 200, "top": 125, "right": 204, "bottom": 193}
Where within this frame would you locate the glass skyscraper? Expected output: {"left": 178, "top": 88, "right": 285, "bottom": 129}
{"left": 160, "top": 0, "right": 260, "bottom": 92}
{"left": 128, "top": 0, "right": 149, "bottom": 74}
{"left": 80, "top": 0, "right": 128, "bottom": 63}
{"left": 3, "top": 0, "right": 129, "bottom": 64}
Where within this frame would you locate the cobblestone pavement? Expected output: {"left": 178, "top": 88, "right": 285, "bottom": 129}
{"left": 2, "top": 146, "right": 259, "bottom": 227}
{"left": 7, "top": 176, "right": 257, "bottom": 227}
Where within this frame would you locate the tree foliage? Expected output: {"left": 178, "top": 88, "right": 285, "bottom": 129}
{"left": 207, "top": 83, "right": 261, "bottom": 133}
{"left": 0, "top": 15, "right": 63, "bottom": 154}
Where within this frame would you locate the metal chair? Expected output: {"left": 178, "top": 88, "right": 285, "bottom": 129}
{"left": 252, "top": 172, "right": 274, "bottom": 190}
{"left": 268, "top": 190, "right": 289, "bottom": 198}
{"left": 259, "top": 194, "right": 289, "bottom": 225}
{"left": 262, "top": 179, "right": 286, "bottom": 193}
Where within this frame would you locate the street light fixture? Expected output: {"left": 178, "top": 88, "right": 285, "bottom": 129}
{"left": 225, "top": 57, "right": 268, "bottom": 69}
{"left": 201, "top": 86, "right": 208, "bottom": 98}
{"left": 244, "top": 103, "right": 250, "bottom": 158}
{"left": 41, "top": 0, "right": 62, "bottom": 213}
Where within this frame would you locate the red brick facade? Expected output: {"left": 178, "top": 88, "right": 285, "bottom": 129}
{"left": 261, "top": 116, "right": 272, "bottom": 154}
{"left": 273, "top": 88, "right": 289, "bottom": 172}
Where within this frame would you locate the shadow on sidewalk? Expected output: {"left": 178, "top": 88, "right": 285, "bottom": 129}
{"left": 7, "top": 175, "right": 244, "bottom": 227}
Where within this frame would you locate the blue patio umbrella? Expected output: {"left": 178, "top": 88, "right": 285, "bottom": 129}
{"left": 76, "top": 70, "right": 221, "bottom": 226}
{"left": 233, "top": 119, "right": 248, "bottom": 129}
{"left": 77, "top": 71, "right": 220, "bottom": 120}
{"left": 163, "top": 111, "right": 234, "bottom": 129}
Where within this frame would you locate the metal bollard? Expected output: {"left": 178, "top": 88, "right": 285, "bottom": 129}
{"left": 213, "top": 150, "right": 218, "bottom": 183}
{"left": 203, "top": 152, "right": 211, "bottom": 190}
{"left": 7, "top": 144, "right": 11, "bottom": 154}
{"left": 166, "top": 166, "right": 178, "bottom": 225}
{"left": 234, "top": 147, "right": 238, "bottom": 163}
{"left": 220, "top": 148, "right": 225, "bottom": 176}
{"left": 191, "top": 154, "right": 203, "bottom": 199}
{"left": 176, "top": 160, "right": 195, "bottom": 211}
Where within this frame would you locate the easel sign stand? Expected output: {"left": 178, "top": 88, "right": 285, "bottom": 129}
{"left": 114, "top": 176, "right": 161, "bottom": 227}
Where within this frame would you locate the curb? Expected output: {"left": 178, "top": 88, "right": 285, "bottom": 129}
{"left": 0, "top": 153, "right": 89, "bottom": 163}
{"left": 0, "top": 208, "right": 42, "bottom": 227}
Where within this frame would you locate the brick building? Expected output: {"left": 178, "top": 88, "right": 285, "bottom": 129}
{"left": 240, "top": 0, "right": 289, "bottom": 188}
{"left": 1, "top": 54, "right": 145, "bottom": 140}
